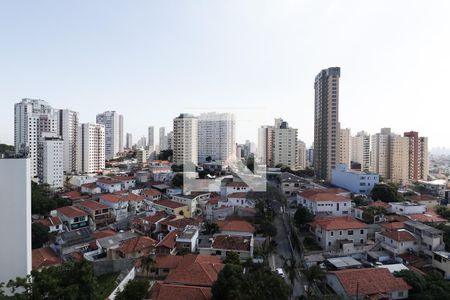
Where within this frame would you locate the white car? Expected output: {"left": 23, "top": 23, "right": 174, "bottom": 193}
{"left": 276, "top": 268, "right": 285, "bottom": 278}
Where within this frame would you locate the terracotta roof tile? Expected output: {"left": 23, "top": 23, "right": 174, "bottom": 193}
{"left": 150, "top": 282, "right": 212, "bottom": 300}
{"left": 143, "top": 189, "right": 162, "bottom": 197}
{"left": 226, "top": 182, "right": 248, "bottom": 187}
{"left": 116, "top": 236, "right": 157, "bottom": 255}
{"left": 211, "top": 235, "right": 251, "bottom": 251}
{"left": 56, "top": 206, "right": 89, "bottom": 218}
{"left": 382, "top": 230, "right": 416, "bottom": 242}
{"left": 61, "top": 191, "right": 82, "bottom": 199}
{"left": 97, "top": 178, "right": 122, "bottom": 184}
{"left": 227, "top": 192, "right": 248, "bottom": 198}
{"left": 77, "top": 200, "right": 109, "bottom": 211}
{"left": 32, "top": 247, "right": 62, "bottom": 269}
{"left": 216, "top": 220, "right": 256, "bottom": 233}
{"left": 81, "top": 183, "right": 98, "bottom": 189}
{"left": 368, "top": 201, "right": 391, "bottom": 209}
{"left": 156, "top": 230, "right": 178, "bottom": 249}
{"left": 154, "top": 255, "right": 184, "bottom": 269}
{"left": 167, "top": 217, "right": 202, "bottom": 229}
{"left": 310, "top": 216, "right": 368, "bottom": 231}
{"left": 100, "top": 194, "right": 124, "bottom": 203}
{"left": 380, "top": 222, "right": 405, "bottom": 230}
{"left": 155, "top": 199, "right": 187, "bottom": 209}
{"left": 330, "top": 268, "right": 411, "bottom": 297}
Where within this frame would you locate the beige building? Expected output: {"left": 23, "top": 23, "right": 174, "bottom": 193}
{"left": 297, "top": 140, "right": 307, "bottom": 170}
{"left": 314, "top": 67, "right": 340, "bottom": 181}
{"left": 390, "top": 134, "right": 410, "bottom": 185}
{"left": 338, "top": 128, "right": 351, "bottom": 168}
{"left": 272, "top": 118, "right": 298, "bottom": 169}
{"left": 78, "top": 123, "right": 105, "bottom": 174}
{"left": 173, "top": 114, "right": 198, "bottom": 166}
{"left": 351, "top": 131, "right": 370, "bottom": 171}
{"left": 370, "top": 128, "right": 392, "bottom": 179}
{"left": 257, "top": 125, "right": 274, "bottom": 166}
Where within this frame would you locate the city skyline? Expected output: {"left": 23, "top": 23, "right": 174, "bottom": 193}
{"left": 1, "top": 1, "right": 450, "bottom": 148}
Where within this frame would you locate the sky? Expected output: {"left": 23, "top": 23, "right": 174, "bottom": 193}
{"left": 1, "top": 1, "right": 450, "bottom": 148}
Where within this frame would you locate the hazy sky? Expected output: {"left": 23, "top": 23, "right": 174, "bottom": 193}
{"left": 1, "top": 1, "right": 450, "bottom": 148}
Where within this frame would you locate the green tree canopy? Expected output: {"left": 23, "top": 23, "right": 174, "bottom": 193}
{"left": 171, "top": 173, "right": 183, "bottom": 187}
{"left": 32, "top": 223, "right": 50, "bottom": 249}
{"left": 203, "top": 220, "right": 220, "bottom": 235}
{"left": 223, "top": 251, "right": 241, "bottom": 265}
{"left": 294, "top": 206, "right": 314, "bottom": 229}
{"left": 371, "top": 183, "right": 402, "bottom": 202}
{"left": 115, "top": 280, "right": 149, "bottom": 300}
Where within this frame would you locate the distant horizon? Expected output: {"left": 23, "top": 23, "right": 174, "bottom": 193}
{"left": 1, "top": 1, "right": 450, "bottom": 148}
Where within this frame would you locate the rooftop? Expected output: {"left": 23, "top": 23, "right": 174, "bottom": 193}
{"left": 154, "top": 199, "right": 187, "bottom": 209}
{"left": 32, "top": 247, "right": 62, "bottom": 270}
{"left": 56, "top": 206, "right": 89, "bottom": 218}
{"left": 97, "top": 231, "right": 137, "bottom": 249}
{"left": 150, "top": 282, "right": 212, "bottom": 300}
{"left": 310, "top": 216, "right": 368, "bottom": 230}
{"left": 211, "top": 235, "right": 252, "bottom": 251}
{"left": 381, "top": 230, "right": 416, "bottom": 242}
{"left": 227, "top": 192, "right": 248, "bottom": 198}
{"left": 216, "top": 219, "right": 256, "bottom": 234}
{"left": 76, "top": 200, "right": 109, "bottom": 211}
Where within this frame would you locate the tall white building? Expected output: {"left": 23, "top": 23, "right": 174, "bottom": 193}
{"left": 167, "top": 131, "right": 173, "bottom": 150}
{"left": 126, "top": 133, "right": 133, "bottom": 149}
{"left": 119, "top": 114, "right": 124, "bottom": 153}
{"left": 351, "top": 131, "right": 370, "bottom": 171}
{"left": 79, "top": 123, "right": 105, "bottom": 174}
{"left": 58, "top": 109, "right": 79, "bottom": 174}
{"left": 159, "top": 127, "right": 168, "bottom": 151}
{"left": 148, "top": 126, "right": 154, "bottom": 150}
{"left": 96, "top": 111, "right": 122, "bottom": 160}
{"left": 272, "top": 118, "right": 298, "bottom": 170}
{"left": 14, "top": 98, "right": 58, "bottom": 177}
{"left": 370, "top": 128, "right": 392, "bottom": 179}
{"left": 38, "top": 133, "right": 64, "bottom": 189}
{"left": 198, "top": 112, "right": 236, "bottom": 164}
{"left": 338, "top": 128, "right": 351, "bottom": 168}
{"left": 257, "top": 125, "right": 274, "bottom": 166}
{"left": 297, "top": 140, "right": 307, "bottom": 170}
{"left": 173, "top": 114, "right": 198, "bottom": 165}
{"left": 0, "top": 158, "right": 31, "bottom": 284}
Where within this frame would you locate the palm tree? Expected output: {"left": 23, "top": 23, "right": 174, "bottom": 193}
{"left": 302, "top": 265, "right": 325, "bottom": 298}
{"left": 280, "top": 255, "right": 298, "bottom": 288}
{"left": 140, "top": 255, "right": 155, "bottom": 277}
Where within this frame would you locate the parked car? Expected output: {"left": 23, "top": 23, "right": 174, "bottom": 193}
{"left": 276, "top": 268, "right": 285, "bottom": 279}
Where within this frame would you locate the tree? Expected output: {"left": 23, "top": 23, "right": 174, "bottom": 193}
{"left": 32, "top": 223, "right": 50, "bottom": 249}
{"left": 371, "top": 183, "right": 402, "bottom": 202}
{"left": 115, "top": 280, "right": 149, "bottom": 300}
{"left": 203, "top": 220, "right": 220, "bottom": 234}
{"left": 246, "top": 158, "right": 255, "bottom": 173}
{"left": 294, "top": 206, "right": 314, "bottom": 229}
{"left": 172, "top": 173, "right": 183, "bottom": 187}
{"left": 212, "top": 264, "right": 245, "bottom": 300}
{"left": 31, "top": 182, "right": 70, "bottom": 215}
{"left": 302, "top": 265, "right": 326, "bottom": 298}
{"left": 259, "top": 219, "right": 277, "bottom": 238}
{"left": 158, "top": 149, "right": 173, "bottom": 161}
{"left": 140, "top": 255, "right": 155, "bottom": 277}
{"left": 223, "top": 251, "right": 241, "bottom": 265}
{"left": 394, "top": 269, "right": 450, "bottom": 300}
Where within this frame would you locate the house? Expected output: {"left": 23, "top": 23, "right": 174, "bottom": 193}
{"left": 223, "top": 182, "right": 250, "bottom": 196}
{"left": 80, "top": 183, "right": 101, "bottom": 195}
{"left": 353, "top": 201, "right": 390, "bottom": 224}
{"left": 131, "top": 211, "right": 169, "bottom": 236}
{"left": 54, "top": 227, "right": 94, "bottom": 256}
{"left": 96, "top": 177, "right": 123, "bottom": 193}
{"left": 297, "top": 189, "right": 352, "bottom": 216}
{"left": 403, "top": 220, "right": 445, "bottom": 257}
{"left": 406, "top": 194, "right": 440, "bottom": 209}
{"left": 51, "top": 206, "right": 90, "bottom": 231}
{"left": 116, "top": 192, "right": 146, "bottom": 212}
{"left": 377, "top": 230, "right": 418, "bottom": 255}
{"left": 326, "top": 268, "right": 411, "bottom": 299}
{"left": 149, "top": 283, "right": 212, "bottom": 300}
{"left": 96, "top": 231, "right": 138, "bottom": 259}
{"left": 162, "top": 217, "right": 203, "bottom": 232}
{"left": 99, "top": 194, "right": 129, "bottom": 221}
{"left": 142, "top": 189, "right": 163, "bottom": 201}
{"left": 75, "top": 200, "right": 113, "bottom": 227}
{"left": 32, "top": 247, "right": 62, "bottom": 270}
{"left": 216, "top": 219, "right": 256, "bottom": 236}
{"left": 60, "top": 191, "right": 86, "bottom": 203}
{"left": 432, "top": 251, "right": 450, "bottom": 279}
{"left": 331, "top": 164, "right": 380, "bottom": 195}
{"left": 35, "top": 216, "right": 63, "bottom": 233}
{"left": 176, "top": 225, "right": 200, "bottom": 253}
{"left": 112, "top": 236, "right": 157, "bottom": 259}
{"left": 136, "top": 255, "right": 184, "bottom": 278}
{"left": 156, "top": 230, "right": 178, "bottom": 255}
{"left": 149, "top": 161, "right": 173, "bottom": 182}
{"left": 388, "top": 201, "right": 426, "bottom": 215}
{"left": 112, "top": 175, "right": 136, "bottom": 190}
{"left": 172, "top": 192, "right": 211, "bottom": 216}
{"left": 279, "top": 172, "right": 307, "bottom": 196}
{"left": 406, "top": 208, "right": 446, "bottom": 224}
{"left": 198, "top": 235, "right": 253, "bottom": 260}
{"left": 223, "top": 192, "right": 255, "bottom": 208}
{"left": 309, "top": 216, "right": 368, "bottom": 252}
{"left": 153, "top": 199, "right": 191, "bottom": 218}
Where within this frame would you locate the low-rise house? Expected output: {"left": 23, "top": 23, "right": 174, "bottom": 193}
{"left": 326, "top": 268, "right": 411, "bottom": 299}
{"left": 61, "top": 191, "right": 87, "bottom": 203}
{"left": 136, "top": 255, "right": 184, "bottom": 278}
{"left": 377, "top": 230, "right": 418, "bottom": 255}
{"left": 54, "top": 227, "right": 94, "bottom": 256}
{"left": 76, "top": 200, "right": 113, "bottom": 227}
{"left": 117, "top": 192, "right": 146, "bottom": 213}
{"left": 380, "top": 222, "right": 406, "bottom": 232}
{"left": 388, "top": 201, "right": 426, "bottom": 215}
{"left": 163, "top": 217, "right": 203, "bottom": 232}
{"left": 353, "top": 201, "right": 390, "bottom": 224}
{"left": 223, "top": 192, "right": 255, "bottom": 208}
{"left": 406, "top": 208, "right": 446, "bottom": 224}
{"left": 153, "top": 199, "right": 191, "bottom": 217}
{"left": 223, "top": 181, "right": 251, "bottom": 196}
{"left": 172, "top": 192, "right": 211, "bottom": 216}
{"left": 404, "top": 220, "right": 445, "bottom": 256}
{"left": 142, "top": 189, "right": 163, "bottom": 202}
{"left": 131, "top": 211, "right": 169, "bottom": 236}
{"left": 331, "top": 164, "right": 380, "bottom": 195}
{"left": 51, "top": 206, "right": 90, "bottom": 231}
{"left": 68, "top": 175, "right": 97, "bottom": 187}
{"left": 96, "top": 177, "right": 123, "bottom": 193}
{"left": 112, "top": 236, "right": 157, "bottom": 259}
{"left": 149, "top": 283, "right": 212, "bottom": 300}
{"left": 198, "top": 235, "right": 253, "bottom": 260}
{"left": 279, "top": 172, "right": 308, "bottom": 196}
{"left": 216, "top": 219, "right": 256, "bottom": 237}
{"left": 99, "top": 194, "right": 129, "bottom": 221}
{"left": 35, "top": 216, "right": 63, "bottom": 233}
{"left": 309, "top": 216, "right": 368, "bottom": 252}
{"left": 432, "top": 251, "right": 450, "bottom": 279}
{"left": 112, "top": 175, "right": 136, "bottom": 190}
{"left": 406, "top": 194, "right": 440, "bottom": 209}
{"left": 298, "top": 189, "right": 352, "bottom": 216}
{"left": 96, "top": 231, "right": 138, "bottom": 259}
{"left": 156, "top": 230, "right": 178, "bottom": 255}
{"left": 80, "top": 183, "right": 101, "bottom": 195}
{"left": 32, "top": 247, "right": 62, "bottom": 270}
{"left": 176, "top": 225, "right": 200, "bottom": 253}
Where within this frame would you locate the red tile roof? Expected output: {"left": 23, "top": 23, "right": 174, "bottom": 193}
{"left": 97, "top": 178, "right": 122, "bottom": 184}
{"left": 77, "top": 200, "right": 109, "bottom": 211}
{"left": 61, "top": 191, "right": 82, "bottom": 199}
{"left": 216, "top": 220, "right": 256, "bottom": 233}
{"left": 227, "top": 192, "right": 248, "bottom": 198}
{"left": 150, "top": 282, "right": 212, "bottom": 300}
{"left": 166, "top": 217, "right": 202, "bottom": 229}
{"left": 154, "top": 255, "right": 184, "bottom": 269}
{"left": 380, "top": 222, "right": 405, "bottom": 231}
{"left": 155, "top": 199, "right": 187, "bottom": 209}
{"left": 134, "top": 211, "right": 169, "bottom": 225}
{"left": 382, "top": 230, "right": 416, "bottom": 242}
{"left": 156, "top": 230, "right": 178, "bottom": 249}
{"left": 32, "top": 247, "right": 62, "bottom": 270}
{"left": 81, "top": 183, "right": 98, "bottom": 189}
{"left": 330, "top": 268, "right": 411, "bottom": 297}
{"left": 299, "top": 188, "right": 348, "bottom": 198}
{"left": 310, "top": 216, "right": 368, "bottom": 231}
{"left": 112, "top": 175, "right": 135, "bottom": 181}
{"left": 206, "top": 196, "right": 221, "bottom": 205}
{"left": 116, "top": 236, "right": 157, "bottom": 255}
{"left": 368, "top": 201, "right": 391, "bottom": 209}
{"left": 93, "top": 229, "right": 117, "bottom": 240}
{"left": 100, "top": 194, "right": 124, "bottom": 203}
{"left": 407, "top": 208, "right": 446, "bottom": 223}
{"left": 143, "top": 189, "right": 162, "bottom": 197}
{"left": 56, "top": 206, "right": 89, "bottom": 218}
{"left": 124, "top": 193, "right": 145, "bottom": 201}
{"left": 211, "top": 235, "right": 251, "bottom": 251}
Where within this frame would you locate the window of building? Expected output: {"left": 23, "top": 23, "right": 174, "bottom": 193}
{"left": 348, "top": 230, "right": 354, "bottom": 235}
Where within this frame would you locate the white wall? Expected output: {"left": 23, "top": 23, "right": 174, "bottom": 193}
{"left": 0, "top": 159, "right": 31, "bottom": 283}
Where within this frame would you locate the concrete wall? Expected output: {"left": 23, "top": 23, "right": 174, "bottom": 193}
{"left": 0, "top": 159, "right": 31, "bottom": 283}
{"left": 92, "top": 258, "right": 135, "bottom": 276}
